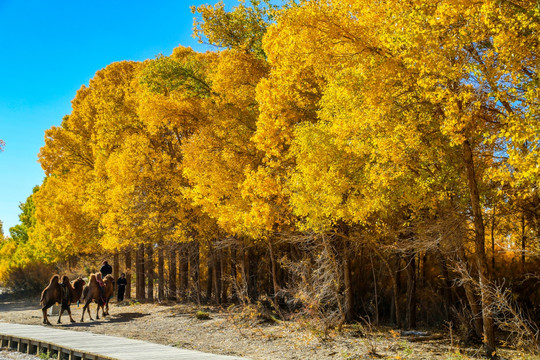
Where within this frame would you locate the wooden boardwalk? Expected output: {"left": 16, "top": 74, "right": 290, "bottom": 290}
{"left": 0, "top": 322, "right": 248, "bottom": 360}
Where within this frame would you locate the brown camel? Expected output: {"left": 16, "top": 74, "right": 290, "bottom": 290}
{"left": 80, "top": 273, "right": 114, "bottom": 322}
{"left": 40, "top": 274, "right": 86, "bottom": 325}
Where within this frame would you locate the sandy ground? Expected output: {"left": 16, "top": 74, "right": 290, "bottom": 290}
{"left": 0, "top": 293, "right": 536, "bottom": 360}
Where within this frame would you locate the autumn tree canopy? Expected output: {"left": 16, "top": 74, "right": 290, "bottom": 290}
{"left": 1, "top": 1, "right": 539, "bottom": 357}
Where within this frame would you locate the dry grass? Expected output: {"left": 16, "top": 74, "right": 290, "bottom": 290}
{"left": 0, "top": 292, "right": 536, "bottom": 360}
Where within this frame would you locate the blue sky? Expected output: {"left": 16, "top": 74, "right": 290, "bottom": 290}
{"left": 0, "top": 0, "right": 236, "bottom": 235}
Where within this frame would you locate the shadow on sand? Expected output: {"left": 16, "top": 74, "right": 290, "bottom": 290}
{"left": 59, "top": 312, "right": 149, "bottom": 328}
{"left": 0, "top": 292, "right": 39, "bottom": 312}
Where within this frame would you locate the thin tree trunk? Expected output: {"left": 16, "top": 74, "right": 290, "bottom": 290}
{"left": 268, "top": 241, "right": 280, "bottom": 300}
{"left": 437, "top": 249, "right": 453, "bottom": 322}
{"left": 491, "top": 205, "right": 496, "bottom": 272}
{"left": 113, "top": 252, "right": 119, "bottom": 283}
{"left": 464, "top": 276, "right": 484, "bottom": 339}
{"left": 230, "top": 247, "right": 238, "bottom": 303}
{"left": 125, "top": 249, "right": 132, "bottom": 299}
{"left": 206, "top": 247, "right": 214, "bottom": 303}
{"left": 336, "top": 222, "right": 354, "bottom": 323}
{"left": 158, "top": 245, "right": 164, "bottom": 301}
{"left": 369, "top": 242, "right": 401, "bottom": 328}
{"left": 343, "top": 245, "right": 354, "bottom": 322}
{"left": 462, "top": 139, "right": 496, "bottom": 357}
{"left": 168, "top": 246, "right": 177, "bottom": 301}
{"left": 247, "top": 247, "right": 258, "bottom": 302}
{"left": 521, "top": 213, "right": 526, "bottom": 271}
{"left": 406, "top": 251, "right": 417, "bottom": 329}
{"left": 146, "top": 243, "right": 154, "bottom": 302}
{"left": 394, "top": 254, "right": 402, "bottom": 328}
{"left": 179, "top": 244, "right": 189, "bottom": 301}
{"left": 214, "top": 250, "right": 222, "bottom": 304}
{"left": 369, "top": 250, "right": 379, "bottom": 326}
{"left": 136, "top": 245, "right": 145, "bottom": 300}
{"left": 191, "top": 241, "right": 201, "bottom": 305}
{"left": 220, "top": 248, "right": 228, "bottom": 303}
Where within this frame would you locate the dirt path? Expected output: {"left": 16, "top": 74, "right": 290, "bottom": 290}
{"left": 0, "top": 293, "right": 533, "bottom": 360}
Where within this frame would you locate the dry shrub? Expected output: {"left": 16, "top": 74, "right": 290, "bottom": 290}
{"left": 454, "top": 262, "right": 540, "bottom": 352}
{"left": 280, "top": 233, "right": 347, "bottom": 337}
{"left": 488, "top": 281, "right": 540, "bottom": 352}
{"left": 2, "top": 262, "right": 56, "bottom": 293}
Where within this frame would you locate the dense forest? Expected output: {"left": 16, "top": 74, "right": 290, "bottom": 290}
{"left": 1, "top": 0, "right": 539, "bottom": 357}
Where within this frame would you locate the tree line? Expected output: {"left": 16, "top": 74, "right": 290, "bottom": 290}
{"left": 1, "top": 0, "right": 539, "bottom": 357}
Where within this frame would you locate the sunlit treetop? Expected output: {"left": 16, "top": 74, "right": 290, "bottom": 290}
{"left": 191, "top": 0, "right": 278, "bottom": 58}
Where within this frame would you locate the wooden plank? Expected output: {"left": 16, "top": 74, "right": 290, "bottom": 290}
{"left": 0, "top": 322, "right": 246, "bottom": 360}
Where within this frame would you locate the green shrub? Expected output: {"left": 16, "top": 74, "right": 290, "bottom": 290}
{"left": 195, "top": 310, "right": 211, "bottom": 320}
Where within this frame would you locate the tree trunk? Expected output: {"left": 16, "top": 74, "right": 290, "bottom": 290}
{"left": 368, "top": 242, "right": 401, "bottom": 328}
{"left": 146, "top": 243, "right": 154, "bottom": 302}
{"left": 179, "top": 244, "right": 189, "bottom": 301}
{"left": 230, "top": 247, "right": 238, "bottom": 302}
{"left": 247, "top": 247, "right": 258, "bottom": 302}
{"left": 220, "top": 248, "right": 228, "bottom": 303}
{"left": 521, "top": 213, "right": 526, "bottom": 271}
{"left": 336, "top": 222, "right": 355, "bottom": 323}
{"left": 191, "top": 241, "right": 201, "bottom": 305}
{"left": 168, "top": 246, "right": 177, "bottom": 301}
{"left": 464, "top": 275, "right": 484, "bottom": 340}
{"left": 462, "top": 139, "right": 496, "bottom": 357}
{"left": 125, "top": 249, "right": 132, "bottom": 299}
{"left": 405, "top": 251, "right": 417, "bottom": 329}
{"left": 268, "top": 241, "right": 280, "bottom": 300}
{"left": 206, "top": 247, "right": 214, "bottom": 304}
{"left": 491, "top": 206, "right": 496, "bottom": 272}
{"left": 392, "top": 257, "right": 402, "bottom": 329}
{"left": 113, "top": 252, "right": 119, "bottom": 282}
{"left": 158, "top": 245, "right": 164, "bottom": 301}
{"left": 392, "top": 254, "right": 402, "bottom": 328}
{"left": 437, "top": 249, "right": 454, "bottom": 323}
{"left": 136, "top": 245, "right": 145, "bottom": 300}
{"left": 343, "top": 243, "right": 354, "bottom": 323}
{"left": 369, "top": 250, "right": 380, "bottom": 326}
{"left": 213, "top": 250, "right": 222, "bottom": 304}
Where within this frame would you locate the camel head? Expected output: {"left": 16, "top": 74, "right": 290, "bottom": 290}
{"left": 73, "top": 277, "right": 86, "bottom": 290}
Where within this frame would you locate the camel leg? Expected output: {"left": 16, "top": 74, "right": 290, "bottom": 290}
{"left": 81, "top": 301, "right": 93, "bottom": 322}
{"left": 57, "top": 308, "right": 64, "bottom": 324}
{"left": 95, "top": 303, "right": 100, "bottom": 320}
{"left": 42, "top": 307, "right": 52, "bottom": 325}
{"left": 67, "top": 307, "right": 76, "bottom": 323}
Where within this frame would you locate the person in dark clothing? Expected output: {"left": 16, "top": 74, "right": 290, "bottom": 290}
{"left": 117, "top": 273, "right": 127, "bottom": 302}
{"left": 98, "top": 261, "right": 112, "bottom": 304}
{"left": 100, "top": 260, "right": 112, "bottom": 277}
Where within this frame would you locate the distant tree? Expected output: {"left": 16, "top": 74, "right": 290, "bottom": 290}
{"left": 0, "top": 220, "right": 5, "bottom": 240}
{"left": 9, "top": 186, "right": 38, "bottom": 244}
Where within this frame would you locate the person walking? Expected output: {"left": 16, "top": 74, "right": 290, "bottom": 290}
{"left": 117, "top": 273, "right": 127, "bottom": 302}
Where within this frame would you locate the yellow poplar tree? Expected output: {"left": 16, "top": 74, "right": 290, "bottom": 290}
{"left": 182, "top": 49, "right": 268, "bottom": 237}
{"left": 36, "top": 61, "right": 142, "bottom": 260}
{"left": 260, "top": 0, "right": 539, "bottom": 355}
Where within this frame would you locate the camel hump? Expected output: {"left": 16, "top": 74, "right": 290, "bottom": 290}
{"left": 61, "top": 275, "right": 70, "bottom": 285}
{"left": 49, "top": 274, "right": 60, "bottom": 286}
{"left": 40, "top": 274, "right": 60, "bottom": 305}
{"left": 89, "top": 273, "right": 97, "bottom": 284}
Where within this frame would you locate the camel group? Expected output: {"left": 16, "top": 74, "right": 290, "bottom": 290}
{"left": 40, "top": 273, "right": 115, "bottom": 325}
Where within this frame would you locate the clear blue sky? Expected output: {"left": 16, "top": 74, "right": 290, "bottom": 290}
{"left": 0, "top": 0, "right": 237, "bottom": 235}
